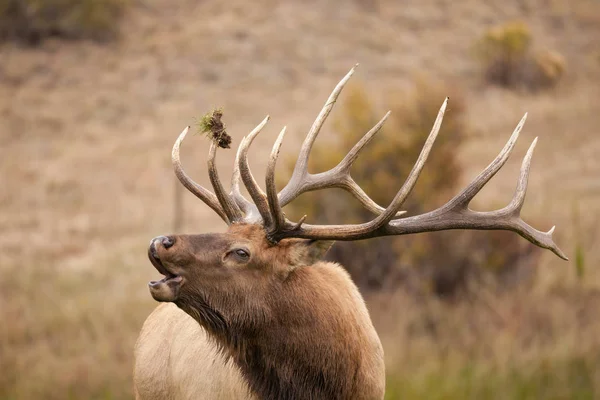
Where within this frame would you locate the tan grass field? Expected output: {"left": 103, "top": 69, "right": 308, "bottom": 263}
{"left": 1, "top": 0, "right": 599, "bottom": 398}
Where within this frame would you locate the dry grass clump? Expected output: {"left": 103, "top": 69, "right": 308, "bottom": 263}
{"left": 0, "top": 0, "right": 129, "bottom": 45}
{"left": 475, "top": 21, "right": 566, "bottom": 91}
{"left": 281, "top": 79, "right": 540, "bottom": 297}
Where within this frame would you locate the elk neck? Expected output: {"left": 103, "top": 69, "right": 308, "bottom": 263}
{"left": 177, "top": 261, "right": 384, "bottom": 400}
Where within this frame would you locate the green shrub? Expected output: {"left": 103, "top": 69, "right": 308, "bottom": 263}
{"left": 281, "top": 79, "right": 540, "bottom": 296}
{"left": 475, "top": 21, "right": 565, "bottom": 91}
{"left": 0, "top": 0, "right": 128, "bottom": 45}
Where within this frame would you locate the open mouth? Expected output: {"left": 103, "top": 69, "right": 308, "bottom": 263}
{"left": 148, "top": 244, "right": 183, "bottom": 287}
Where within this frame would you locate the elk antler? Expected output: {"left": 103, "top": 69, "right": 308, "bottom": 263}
{"left": 171, "top": 66, "right": 567, "bottom": 260}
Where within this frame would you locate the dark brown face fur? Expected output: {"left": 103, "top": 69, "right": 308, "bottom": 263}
{"left": 148, "top": 224, "right": 330, "bottom": 307}
{"left": 147, "top": 224, "right": 384, "bottom": 400}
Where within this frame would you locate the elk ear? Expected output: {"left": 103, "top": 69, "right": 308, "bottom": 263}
{"left": 304, "top": 240, "right": 335, "bottom": 263}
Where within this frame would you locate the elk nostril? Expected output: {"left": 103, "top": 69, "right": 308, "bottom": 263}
{"left": 161, "top": 236, "right": 174, "bottom": 249}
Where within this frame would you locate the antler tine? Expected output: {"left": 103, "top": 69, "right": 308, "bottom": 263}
{"left": 504, "top": 137, "right": 565, "bottom": 256}
{"left": 279, "top": 65, "right": 357, "bottom": 203}
{"left": 231, "top": 141, "right": 262, "bottom": 223}
{"left": 441, "top": 112, "right": 527, "bottom": 212}
{"left": 172, "top": 126, "right": 229, "bottom": 223}
{"left": 482, "top": 136, "right": 565, "bottom": 259}
{"left": 508, "top": 136, "right": 537, "bottom": 214}
{"left": 336, "top": 110, "right": 392, "bottom": 171}
{"left": 238, "top": 116, "right": 273, "bottom": 226}
{"left": 265, "top": 126, "right": 288, "bottom": 234}
{"left": 207, "top": 142, "right": 244, "bottom": 223}
{"left": 366, "top": 97, "right": 448, "bottom": 230}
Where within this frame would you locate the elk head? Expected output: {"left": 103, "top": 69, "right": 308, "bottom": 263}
{"left": 145, "top": 65, "right": 567, "bottom": 398}
{"left": 147, "top": 223, "right": 334, "bottom": 335}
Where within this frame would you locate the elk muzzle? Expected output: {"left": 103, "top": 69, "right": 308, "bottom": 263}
{"left": 148, "top": 236, "right": 183, "bottom": 302}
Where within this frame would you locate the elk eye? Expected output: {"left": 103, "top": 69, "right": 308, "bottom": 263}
{"left": 234, "top": 249, "right": 250, "bottom": 259}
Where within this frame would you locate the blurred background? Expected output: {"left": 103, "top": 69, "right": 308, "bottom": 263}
{"left": 1, "top": 0, "right": 599, "bottom": 398}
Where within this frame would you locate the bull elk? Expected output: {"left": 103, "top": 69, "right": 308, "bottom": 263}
{"left": 134, "top": 65, "right": 567, "bottom": 400}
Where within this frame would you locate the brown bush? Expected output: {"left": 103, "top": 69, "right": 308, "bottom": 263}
{"left": 281, "top": 79, "right": 540, "bottom": 297}
{"left": 475, "top": 21, "right": 566, "bottom": 91}
{"left": 0, "top": 0, "right": 128, "bottom": 45}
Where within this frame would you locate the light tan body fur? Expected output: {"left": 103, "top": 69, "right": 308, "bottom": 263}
{"left": 134, "top": 303, "right": 256, "bottom": 400}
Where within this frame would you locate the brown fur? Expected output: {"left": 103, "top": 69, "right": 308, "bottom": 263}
{"left": 134, "top": 224, "right": 385, "bottom": 400}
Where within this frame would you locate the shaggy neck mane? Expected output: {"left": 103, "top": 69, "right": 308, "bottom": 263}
{"left": 177, "top": 267, "right": 367, "bottom": 400}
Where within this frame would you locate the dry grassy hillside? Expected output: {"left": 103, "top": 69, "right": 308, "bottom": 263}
{"left": 1, "top": 0, "right": 599, "bottom": 398}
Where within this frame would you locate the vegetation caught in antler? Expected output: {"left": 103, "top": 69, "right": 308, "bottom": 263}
{"left": 196, "top": 108, "right": 232, "bottom": 149}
